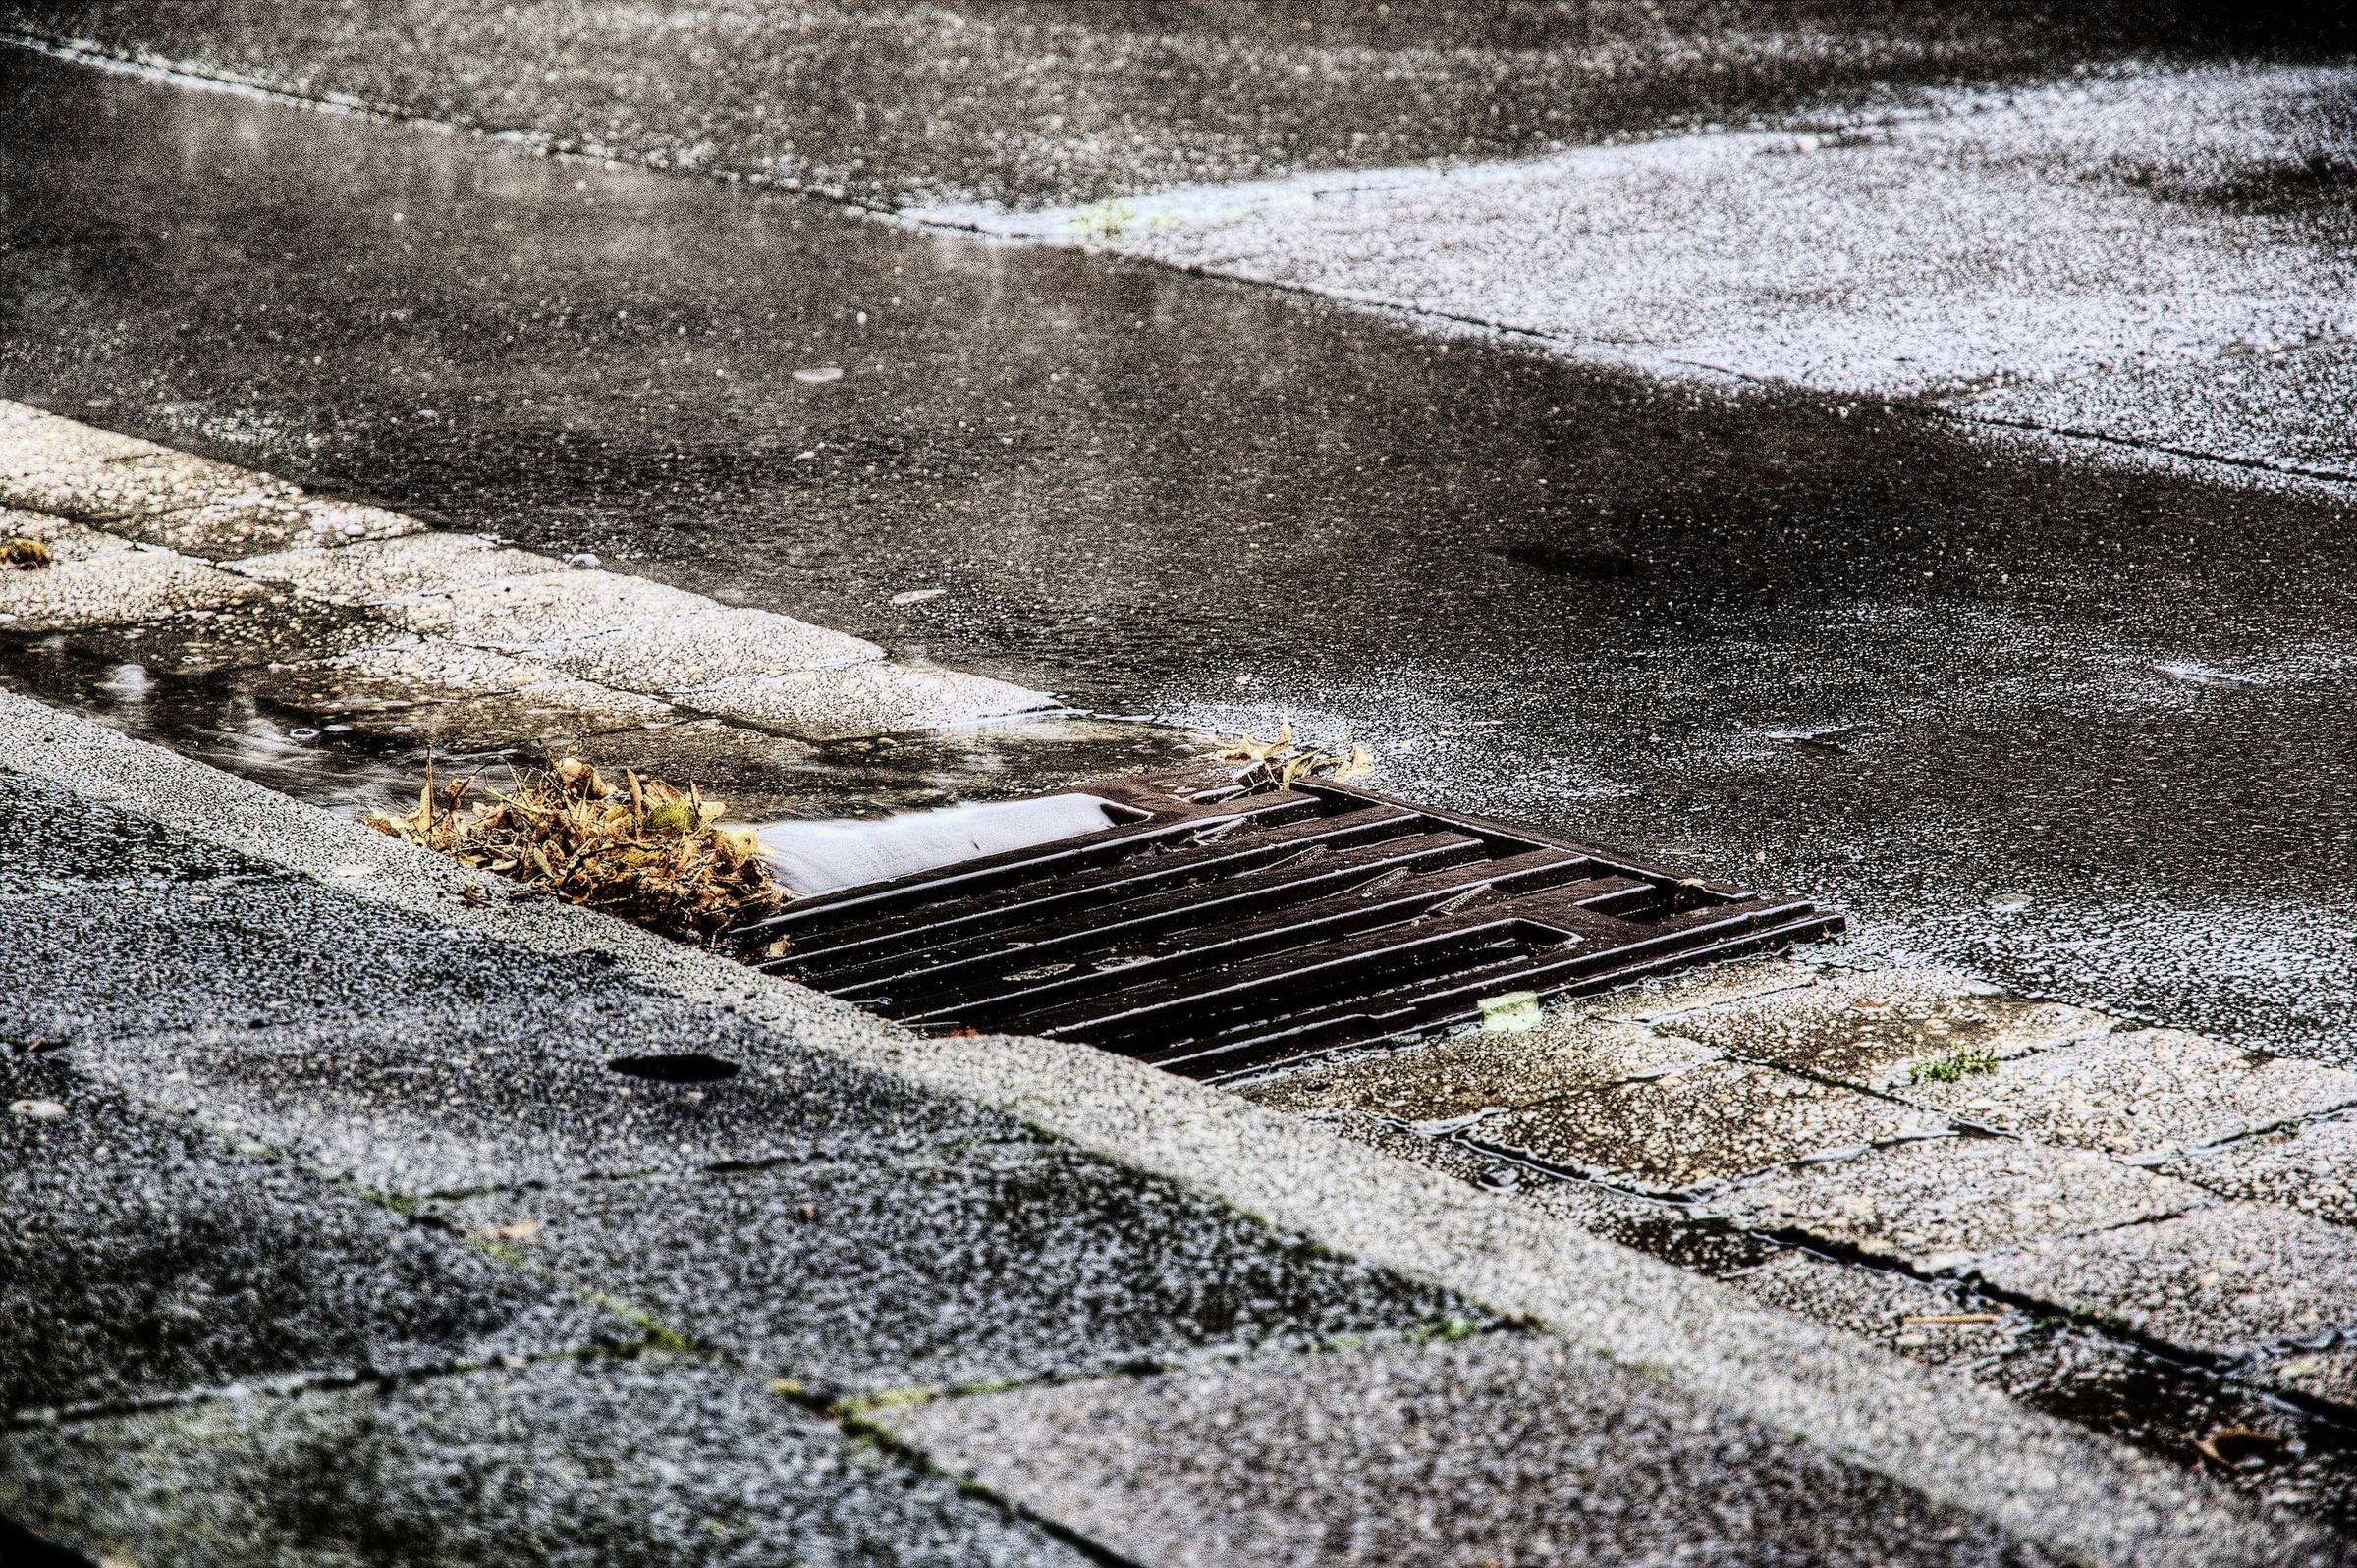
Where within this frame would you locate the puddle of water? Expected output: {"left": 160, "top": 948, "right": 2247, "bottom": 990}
{"left": 0, "top": 627, "right": 1203, "bottom": 844}
{"left": 751, "top": 792, "right": 1135, "bottom": 896}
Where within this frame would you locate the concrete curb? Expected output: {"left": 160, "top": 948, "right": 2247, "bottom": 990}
{"left": 1, "top": 688, "right": 2325, "bottom": 1567}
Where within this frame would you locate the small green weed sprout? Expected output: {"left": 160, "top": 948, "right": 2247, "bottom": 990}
{"left": 1908, "top": 1049, "right": 2000, "bottom": 1085}
{"left": 1069, "top": 199, "right": 1138, "bottom": 241}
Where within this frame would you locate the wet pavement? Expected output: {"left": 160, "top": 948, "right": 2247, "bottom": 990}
{"left": 11, "top": 1, "right": 2347, "bottom": 211}
{"left": 9, "top": 14, "right": 2357, "bottom": 1555}
{"left": 7, "top": 42, "right": 2357, "bottom": 1059}
{"left": 25, "top": 691, "right": 2295, "bottom": 1567}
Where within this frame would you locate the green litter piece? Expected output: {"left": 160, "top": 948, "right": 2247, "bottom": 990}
{"left": 1479, "top": 990, "right": 1544, "bottom": 1033}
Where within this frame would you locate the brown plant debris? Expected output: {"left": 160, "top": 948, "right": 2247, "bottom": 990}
{"left": 1209, "top": 718, "right": 1373, "bottom": 793}
{"left": 0, "top": 537, "right": 53, "bottom": 570}
{"left": 2194, "top": 1426, "right": 2286, "bottom": 1470}
{"left": 367, "top": 756, "right": 787, "bottom": 946}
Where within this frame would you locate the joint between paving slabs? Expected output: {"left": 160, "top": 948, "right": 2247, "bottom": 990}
{"left": 405, "top": 1134, "right": 1511, "bottom": 1391}
{"left": 2122, "top": 1099, "right": 2357, "bottom": 1176}
{"left": 1398, "top": 1117, "right": 2357, "bottom": 1481}
{"left": 412, "top": 1162, "right": 1465, "bottom": 1568}
{"left": 58, "top": 1109, "right": 1154, "bottom": 1565}
{"left": 1592, "top": 976, "right": 2357, "bottom": 1199}
{"left": 1373, "top": 1077, "right": 2357, "bottom": 1408}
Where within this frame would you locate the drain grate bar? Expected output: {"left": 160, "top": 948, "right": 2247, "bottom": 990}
{"left": 737, "top": 772, "right": 1842, "bottom": 1080}
{"left": 833, "top": 830, "right": 1501, "bottom": 1004}
{"left": 895, "top": 851, "right": 1605, "bottom": 1024}
{"left": 805, "top": 823, "right": 1491, "bottom": 989}
{"left": 746, "top": 796, "right": 1425, "bottom": 967}
{"left": 1141, "top": 900, "right": 1836, "bottom": 1078}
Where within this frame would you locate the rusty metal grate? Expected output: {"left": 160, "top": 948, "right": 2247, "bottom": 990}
{"left": 734, "top": 771, "right": 1842, "bottom": 1081}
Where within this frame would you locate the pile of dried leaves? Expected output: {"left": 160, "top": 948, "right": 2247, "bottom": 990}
{"left": 0, "top": 537, "right": 53, "bottom": 570}
{"left": 367, "top": 757, "right": 788, "bottom": 946}
{"left": 1210, "top": 719, "right": 1374, "bottom": 793}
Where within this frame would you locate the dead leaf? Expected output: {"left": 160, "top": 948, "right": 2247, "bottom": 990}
{"left": 2194, "top": 1427, "right": 2285, "bottom": 1469}
{"left": 366, "top": 752, "right": 788, "bottom": 946}
{"left": 1206, "top": 717, "right": 1376, "bottom": 796}
{"left": 474, "top": 1217, "right": 540, "bottom": 1242}
{"left": 0, "top": 537, "right": 52, "bottom": 570}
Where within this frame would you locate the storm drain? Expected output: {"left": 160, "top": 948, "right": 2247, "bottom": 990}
{"left": 734, "top": 771, "right": 1842, "bottom": 1081}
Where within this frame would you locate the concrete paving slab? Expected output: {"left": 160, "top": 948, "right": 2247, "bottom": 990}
{"left": 0, "top": 447, "right": 304, "bottom": 547}
{"left": 679, "top": 661, "right": 1056, "bottom": 740}
{"left": 884, "top": 1332, "right": 2061, "bottom": 1568}
{"left": 1706, "top": 1136, "right": 2214, "bottom": 1272}
{"left": 390, "top": 573, "right": 895, "bottom": 704}
{"left": 232, "top": 635, "right": 685, "bottom": 750}
{"left": 392, "top": 567, "right": 716, "bottom": 645}
{"left": 0, "top": 511, "right": 134, "bottom": 564}
{"left": 273, "top": 636, "right": 589, "bottom": 707}
{"left": 432, "top": 1139, "right": 1472, "bottom": 1398}
{"left": 1973, "top": 1204, "right": 2357, "bottom": 1363}
{"left": 1956, "top": 340, "right": 2357, "bottom": 480}
{"left": 2163, "top": 1112, "right": 2357, "bottom": 1225}
{"left": 1585, "top": 954, "right": 1827, "bottom": 1023}
{"left": 0, "top": 402, "right": 159, "bottom": 476}
{"left": 0, "top": 1354, "right": 1090, "bottom": 1568}
{"left": 1240, "top": 1013, "right": 1713, "bottom": 1121}
{"left": 1898, "top": 1028, "right": 2357, "bottom": 1160}
{"left": 1475, "top": 1057, "right": 1948, "bottom": 1195}
{"left": 1727, "top": 1251, "right": 2035, "bottom": 1370}
{"left": 259, "top": 636, "right": 684, "bottom": 744}
{"left": 0, "top": 541, "right": 264, "bottom": 630}
{"left": 1284, "top": 1107, "right": 1784, "bottom": 1280}
{"left": 0, "top": 1053, "right": 624, "bottom": 1417}
{"left": 68, "top": 986, "right": 1020, "bottom": 1196}
{"left": 527, "top": 604, "right": 884, "bottom": 692}
{"left": 1660, "top": 964, "right": 2115, "bottom": 1089}
{"left": 0, "top": 865, "right": 627, "bottom": 1050}
{"left": 1280, "top": 1107, "right": 1693, "bottom": 1242}
{"left": 1299, "top": 1112, "right": 1819, "bottom": 1279}
{"left": 111, "top": 487, "right": 347, "bottom": 561}
{"left": 230, "top": 529, "right": 563, "bottom": 604}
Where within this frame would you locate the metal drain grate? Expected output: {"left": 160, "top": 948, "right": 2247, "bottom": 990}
{"left": 734, "top": 772, "right": 1842, "bottom": 1081}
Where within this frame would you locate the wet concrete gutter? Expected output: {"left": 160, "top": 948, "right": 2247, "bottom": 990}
{"left": 0, "top": 687, "right": 2317, "bottom": 1568}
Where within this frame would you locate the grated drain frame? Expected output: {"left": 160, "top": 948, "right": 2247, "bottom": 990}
{"left": 734, "top": 770, "right": 1843, "bottom": 1081}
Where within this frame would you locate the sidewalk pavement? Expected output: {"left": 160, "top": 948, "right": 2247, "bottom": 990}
{"left": 0, "top": 688, "right": 2320, "bottom": 1565}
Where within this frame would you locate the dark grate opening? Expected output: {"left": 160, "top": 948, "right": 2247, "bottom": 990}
{"left": 734, "top": 771, "right": 1842, "bottom": 1081}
